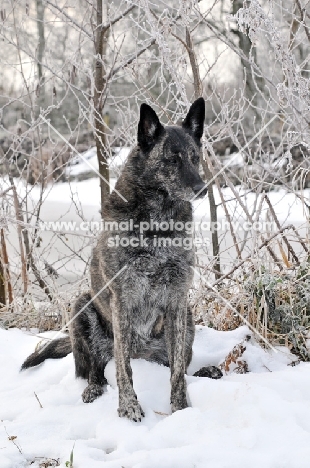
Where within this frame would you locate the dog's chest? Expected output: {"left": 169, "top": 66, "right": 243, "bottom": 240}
{"left": 128, "top": 246, "right": 193, "bottom": 284}
{"left": 121, "top": 249, "right": 193, "bottom": 339}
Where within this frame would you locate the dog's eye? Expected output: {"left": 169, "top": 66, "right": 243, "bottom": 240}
{"left": 191, "top": 151, "right": 199, "bottom": 164}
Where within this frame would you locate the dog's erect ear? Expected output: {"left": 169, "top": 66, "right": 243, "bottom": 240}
{"left": 138, "top": 103, "right": 164, "bottom": 151}
{"left": 182, "top": 97, "right": 205, "bottom": 141}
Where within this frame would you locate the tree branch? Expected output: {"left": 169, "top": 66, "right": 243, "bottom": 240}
{"left": 294, "top": 0, "right": 310, "bottom": 42}
{"left": 44, "top": 0, "right": 92, "bottom": 40}
{"left": 109, "top": 38, "right": 156, "bottom": 79}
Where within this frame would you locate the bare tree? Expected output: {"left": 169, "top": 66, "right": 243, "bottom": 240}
{"left": 36, "top": 0, "right": 46, "bottom": 108}
{"left": 0, "top": 0, "right": 309, "bottom": 353}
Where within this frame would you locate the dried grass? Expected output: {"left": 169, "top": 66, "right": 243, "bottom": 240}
{"left": 193, "top": 255, "right": 310, "bottom": 361}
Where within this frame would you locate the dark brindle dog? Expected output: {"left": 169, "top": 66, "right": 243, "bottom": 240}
{"left": 22, "top": 98, "right": 222, "bottom": 421}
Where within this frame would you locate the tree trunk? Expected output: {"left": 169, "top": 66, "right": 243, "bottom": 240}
{"left": 0, "top": 228, "right": 13, "bottom": 304}
{"left": 94, "top": 0, "right": 110, "bottom": 215}
{"left": 232, "top": 0, "right": 264, "bottom": 112}
{"left": 36, "top": 0, "right": 45, "bottom": 106}
{"left": 186, "top": 28, "right": 221, "bottom": 279}
{"left": 0, "top": 258, "right": 5, "bottom": 306}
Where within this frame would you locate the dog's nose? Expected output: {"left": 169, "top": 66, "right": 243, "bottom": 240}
{"left": 193, "top": 183, "right": 208, "bottom": 198}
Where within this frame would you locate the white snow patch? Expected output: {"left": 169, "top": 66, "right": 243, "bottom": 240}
{"left": 1, "top": 326, "right": 310, "bottom": 467}
{"left": 66, "top": 147, "right": 130, "bottom": 178}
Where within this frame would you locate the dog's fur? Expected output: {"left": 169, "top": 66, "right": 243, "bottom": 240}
{"left": 22, "top": 98, "right": 222, "bottom": 421}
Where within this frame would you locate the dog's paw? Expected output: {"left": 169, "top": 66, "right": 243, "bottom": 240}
{"left": 118, "top": 400, "right": 145, "bottom": 422}
{"left": 193, "top": 366, "right": 223, "bottom": 379}
{"left": 82, "top": 384, "right": 104, "bottom": 403}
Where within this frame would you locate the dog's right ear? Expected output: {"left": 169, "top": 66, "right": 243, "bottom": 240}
{"left": 182, "top": 97, "right": 205, "bottom": 142}
{"left": 138, "top": 104, "right": 164, "bottom": 151}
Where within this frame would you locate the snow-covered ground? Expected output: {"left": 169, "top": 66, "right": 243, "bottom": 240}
{"left": 4, "top": 173, "right": 309, "bottom": 283}
{"left": 65, "top": 147, "right": 130, "bottom": 179}
{"left": 2, "top": 156, "right": 310, "bottom": 467}
{"left": 2, "top": 167, "right": 310, "bottom": 300}
{"left": 1, "top": 325, "right": 310, "bottom": 468}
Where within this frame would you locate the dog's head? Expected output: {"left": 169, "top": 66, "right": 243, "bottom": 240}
{"left": 134, "top": 98, "right": 207, "bottom": 201}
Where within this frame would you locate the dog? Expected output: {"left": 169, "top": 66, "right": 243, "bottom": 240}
{"left": 22, "top": 98, "right": 222, "bottom": 421}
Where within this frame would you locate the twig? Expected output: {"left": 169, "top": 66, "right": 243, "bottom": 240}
{"left": 290, "top": 225, "right": 309, "bottom": 253}
{"left": 34, "top": 391, "right": 43, "bottom": 408}
{"left": 0, "top": 228, "right": 13, "bottom": 304}
{"left": 0, "top": 186, "right": 14, "bottom": 198}
{"left": 216, "top": 180, "right": 242, "bottom": 260}
{"left": 44, "top": 0, "right": 92, "bottom": 39}
{"left": 185, "top": 28, "right": 202, "bottom": 97}
{"left": 220, "top": 170, "right": 283, "bottom": 270}
{"left": 6, "top": 165, "right": 53, "bottom": 301}
{"left": 213, "top": 225, "right": 295, "bottom": 286}
{"left": 5, "top": 162, "right": 28, "bottom": 295}
{"left": 201, "top": 158, "right": 221, "bottom": 279}
{"left": 109, "top": 38, "right": 156, "bottom": 79}
{"left": 4, "top": 426, "right": 22, "bottom": 455}
{"left": 265, "top": 194, "right": 299, "bottom": 263}
{"left": 294, "top": 0, "right": 310, "bottom": 42}
{"left": 103, "top": 5, "right": 136, "bottom": 29}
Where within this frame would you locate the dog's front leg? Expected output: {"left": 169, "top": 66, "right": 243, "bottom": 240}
{"left": 112, "top": 295, "right": 145, "bottom": 422}
{"left": 165, "top": 296, "right": 188, "bottom": 413}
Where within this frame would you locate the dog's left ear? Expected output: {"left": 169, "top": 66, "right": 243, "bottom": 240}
{"left": 182, "top": 97, "right": 205, "bottom": 141}
{"left": 138, "top": 103, "right": 164, "bottom": 151}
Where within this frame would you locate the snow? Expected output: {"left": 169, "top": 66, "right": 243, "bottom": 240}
{"left": 2, "top": 160, "right": 310, "bottom": 466}
{"left": 3, "top": 154, "right": 309, "bottom": 230}
{"left": 2, "top": 171, "right": 310, "bottom": 286}
{"left": 193, "top": 186, "right": 310, "bottom": 225}
{"left": 6, "top": 174, "right": 309, "bottom": 227}
{"left": 65, "top": 147, "right": 130, "bottom": 178}
{"left": 222, "top": 152, "right": 244, "bottom": 167}
{"left": 1, "top": 325, "right": 310, "bottom": 467}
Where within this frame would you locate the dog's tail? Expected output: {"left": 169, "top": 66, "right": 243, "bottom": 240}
{"left": 21, "top": 336, "right": 72, "bottom": 370}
